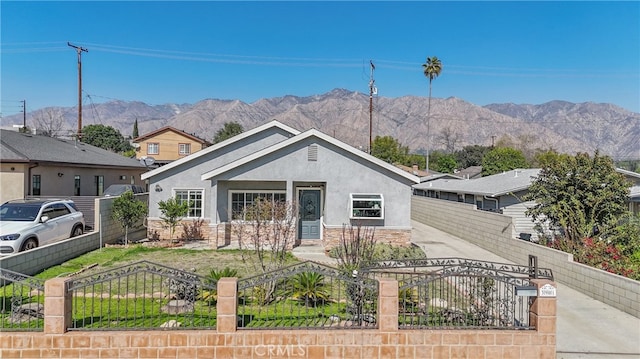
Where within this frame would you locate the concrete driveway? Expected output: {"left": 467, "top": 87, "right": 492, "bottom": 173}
{"left": 292, "top": 220, "right": 640, "bottom": 358}
{"left": 410, "top": 221, "right": 640, "bottom": 359}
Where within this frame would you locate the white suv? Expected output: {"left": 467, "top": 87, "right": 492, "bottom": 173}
{"left": 0, "top": 199, "right": 85, "bottom": 256}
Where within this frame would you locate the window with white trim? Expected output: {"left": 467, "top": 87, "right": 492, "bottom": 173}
{"left": 175, "top": 189, "right": 204, "bottom": 217}
{"left": 179, "top": 143, "right": 191, "bottom": 155}
{"left": 350, "top": 193, "right": 384, "bottom": 219}
{"left": 230, "top": 191, "right": 286, "bottom": 220}
{"left": 147, "top": 143, "right": 159, "bottom": 155}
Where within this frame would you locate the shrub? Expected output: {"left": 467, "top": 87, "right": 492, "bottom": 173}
{"left": 180, "top": 219, "right": 206, "bottom": 240}
{"left": 286, "top": 272, "right": 330, "bottom": 307}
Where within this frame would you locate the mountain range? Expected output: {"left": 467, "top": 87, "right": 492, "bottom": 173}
{"left": 2, "top": 88, "right": 639, "bottom": 160}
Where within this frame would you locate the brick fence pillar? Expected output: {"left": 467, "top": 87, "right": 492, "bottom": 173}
{"left": 378, "top": 277, "right": 399, "bottom": 331}
{"left": 529, "top": 279, "right": 557, "bottom": 334}
{"left": 217, "top": 277, "right": 238, "bottom": 333}
{"left": 44, "top": 277, "right": 72, "bottom": 334}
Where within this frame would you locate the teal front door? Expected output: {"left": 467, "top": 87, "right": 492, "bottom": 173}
{"left": 299, "top": 189, "right": 321, "bottom": 239}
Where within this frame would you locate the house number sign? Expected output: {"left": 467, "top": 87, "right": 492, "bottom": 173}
{"left": 539, "top": 284, "right": 557, "bottom": 297}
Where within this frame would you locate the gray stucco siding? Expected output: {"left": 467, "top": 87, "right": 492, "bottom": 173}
{"left": 145, "top": 129, "right": 292, "bottom": 218}
{"left": 206, "top": 138, "right": 414, "bottom": 228}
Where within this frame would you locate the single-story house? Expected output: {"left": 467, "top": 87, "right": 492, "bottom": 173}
{"left": 141, "top": 120, "right": 420, "bottom": 248}
{"left": 413, "top": 167, "right": 640, "bottom": 239}
{"left": 0, "top": 129, "right": 147, "bottom": 204}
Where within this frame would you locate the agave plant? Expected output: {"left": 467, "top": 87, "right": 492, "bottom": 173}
{"left": 287, "top": 272, "right": 330, "bottom": 307}
{"left": 199, "top": 267, "right": 239, "bottom": 305}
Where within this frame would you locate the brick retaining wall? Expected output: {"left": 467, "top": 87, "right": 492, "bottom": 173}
{"left": 0, "top": 277, "right": 556, "bottom": 359}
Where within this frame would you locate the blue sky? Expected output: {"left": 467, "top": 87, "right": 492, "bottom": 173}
{"left": 1, "top": 1, "right": 639, "bottom": 117}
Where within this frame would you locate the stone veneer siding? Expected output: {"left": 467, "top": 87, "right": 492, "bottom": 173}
{"left": 148, "top": 220, "right": 411, "bottom": 251}
{"left": 0, "top": 278, "right": 556, "bottom": 359}
{"left": 322, "top": 226, "right": 412, "bottom": 251}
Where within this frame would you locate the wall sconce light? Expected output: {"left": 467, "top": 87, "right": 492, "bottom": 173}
{"left": 57, "top": 172, "right": 64, "bottom": 177}
{"left": 155, "top": 184, "right": 162, "bottom": 192}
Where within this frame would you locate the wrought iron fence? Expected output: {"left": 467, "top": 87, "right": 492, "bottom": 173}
{"left": 237, "top": 261, "right": 379, "bottom": 329}
{"left": 0, "top": 268, "right": 45, "bottom": 331}
{"left": 362, "top": 257, "right": 549, "bottom": 330}
{"left": 67, "top": 261, "right": 217, "bottom": 331}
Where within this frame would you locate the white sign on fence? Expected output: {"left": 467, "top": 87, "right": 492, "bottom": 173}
{"left": 539, "top": 284, "right": 557, "bottom": 297}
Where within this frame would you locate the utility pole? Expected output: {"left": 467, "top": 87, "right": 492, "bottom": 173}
{"left": 21, "top": 100, "right": 26, "bottom": 131}
{"left": 369, "top": 60, "right": 376, "bottom": 154}
{"left": 68, "top": 42, "right": 88, "bottom": 141}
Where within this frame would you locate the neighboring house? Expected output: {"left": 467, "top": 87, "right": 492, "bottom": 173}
{"left": 413, "top": 167, "right": 640, "bottom": 239}
{"left": 132, "top": 126, "right": 211, "bottom": 167}
{"left": 630, "top": 186, "right": 640, "bottom": 215}
{"left": 396, "top": 164, "right": 431, "bottom": 177}
{"left": 0, "top": 129, "right": 147, "bottom": 204}
{"left": 414, "top": 168, "right": 541, "bottom": 239}
{"left": 618, "top": 168, "right": 640, "bottom": 215}
{"left": 142, "top": 120, "right": 420, "bottom": 248}
{"left": 454, "top": 165, "right": 483, "bottom": 179}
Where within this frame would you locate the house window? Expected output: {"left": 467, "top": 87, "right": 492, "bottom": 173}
{"left": 32, "top": 175, "right": 41, "bottom": 196}
{"left": 95, "top": 175, "right": 104, "bottom": 195}
{"left": 230, "top": 191, "right": 287, "bottom": 220}
{"left": 350, "top": 193, "right": 384, "bottom": 219}
{"left": 147, "top": 143, "right": 159, "bottom": 155}
{"left": 175, "top": 189, "right": 203, "bottom": 218}
{"left": 74, "top": 175, "right": 81, "bottom": 196}
{"left": 179, "top": 143, "right": 191, "bottom": 155}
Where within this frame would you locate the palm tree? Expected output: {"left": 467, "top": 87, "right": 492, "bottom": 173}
{"left": 422, "top": 56, "right": 443, "bottom": 173}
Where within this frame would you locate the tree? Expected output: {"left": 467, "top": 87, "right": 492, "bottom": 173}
{"left": 438, "top": 126, "right": 460, "bottom": 154}
{"left": 456, "top": 145, "right": 491, "bottom": 169}
{"left": 158, "top": 196, "right": 191, "bottom": 240}
{"left": 434, "top": 153, "right": 458, "bottom": 173}
{"left": 422, "top": 56, "right": 443, "bottom": 172}
{"left": 132, "top": 118, "right": 139, "bottom": 138}
{"left": 213, "top": 122, "right": 244, "bottom": 144}
{"left": 111, "top": 190, "right": 147, "bottom": 245}
{"left": 524, "top": 151, "right": 631, "bottom": 243}
{"left": 34, "top": 108, "right": 65, "bottom": 137}
{"left": 370, "top": 135, "right": 409, "bottom": 164}
{"left": 481, "top": 147, "right": 528, "bottom": 176}
{"left": 82, "top": 124, "right": 133, "bottom": 153}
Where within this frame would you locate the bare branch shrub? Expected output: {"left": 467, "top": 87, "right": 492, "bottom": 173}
{"left": 180, "top": 219, "right": 206, "bottom": 240}
{"left": 232, "top": 198, "right": 297, "bottom": 304}
{"left": 333, "top": 224, "right": 377, "bottom": 273}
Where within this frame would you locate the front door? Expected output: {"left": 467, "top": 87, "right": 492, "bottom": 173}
{"left": 298, "top": 189, "right": 321, "bottom": 239}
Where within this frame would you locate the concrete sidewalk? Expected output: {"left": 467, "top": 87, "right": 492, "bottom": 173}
{"left": 291, "top": 220, "right": 640, "bottom": 358}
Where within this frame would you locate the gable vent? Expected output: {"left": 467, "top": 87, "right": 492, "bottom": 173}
{"left": 308, "top": 144, "right": 318, "bottom": 161}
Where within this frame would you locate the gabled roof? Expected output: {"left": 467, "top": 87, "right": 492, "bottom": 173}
{"left": 419, "top": 172, "right": 463, "bottom": 183}
{"left": 141, "top": 120, "right": 300, "bottom": 180}
{"left": 201, "top": 128, "right": 420, "bottom": 183}
{"left": 396, "top": 164, "right": 431, "bottom": 177}
{"left": 0, "top": 130, "right": 145, "bottom": 168}
{"left": 455, "top": 166, "right": 483, "bottom": 179}
{"left": 616, "top": 168, "right": 640, "bottom": 179}
{"left": 133, "top": 126, "right": 211, "bottom": 144}
{"left": 413, "top": 168, "right": 540, "bottom": 197}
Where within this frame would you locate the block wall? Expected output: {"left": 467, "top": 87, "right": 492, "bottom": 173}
{"left": 0, "top": 277, "right": 556, "bottom": 359}
{"left": 411, "top": 196, "right": 640, "bottom": 318}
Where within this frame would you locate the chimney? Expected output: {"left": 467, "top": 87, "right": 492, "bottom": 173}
{"left": 412, "top": 164, "right": 419, "bottom": 175}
